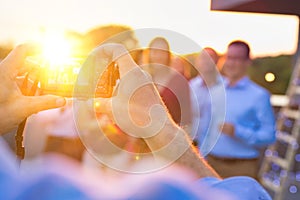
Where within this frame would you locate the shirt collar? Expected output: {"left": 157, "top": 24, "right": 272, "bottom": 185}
{"left": 224, "top": 76, "right": 250, "bottom": 88}
{"left": 198, "top": 75, "right": 224, "bottom": 88}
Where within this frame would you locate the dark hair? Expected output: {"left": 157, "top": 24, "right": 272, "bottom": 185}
{"left": 228, "top": 40, "right": 250, "bottom": 59}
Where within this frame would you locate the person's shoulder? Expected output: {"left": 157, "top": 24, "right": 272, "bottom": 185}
{"left": 247, "top": 79, "right": 270, "bottom": 97}
{"left": 189, "top": 76, "right": 203, "bottom": 89}
{"left": 189, "top": 76, "right": 202, "bottom": 84}
{"left": 195, "top": 176, "right": 272, "bottom": 200}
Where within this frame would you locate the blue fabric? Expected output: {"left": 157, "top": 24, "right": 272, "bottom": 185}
{"left": 189, "top": 76, "right": 226, "bottom": 156}
{"left": 129, "top": 176, "right": 273, "bottom": 200}
{"left": 0, "top": 138, "right": 91, "bottom": 200}
{"left": 0, "top": 139, "right": 19, "bottom": 200}
{"left": 210, "top": 76, "right": 276, "bottom": 158}
{"left": 196, "top": 176, "right": 272, "bottom": 200}
{"left": 128, "top": 181, "right": 201, "bottom": 200}
{"left": 15, "top": 173, "right": 91, "bottom": 200}
{"left": 0, "top": 137, "right": 271, "bottom": 200}
{"left": 190, "top": 76, "right": 211, "bottom": 140}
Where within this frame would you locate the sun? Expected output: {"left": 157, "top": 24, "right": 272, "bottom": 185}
{"left": 41, "top": 30, "right": 72, "bottom": 67}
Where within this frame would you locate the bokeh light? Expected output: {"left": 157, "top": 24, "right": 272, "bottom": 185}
{"left": 289, "top": 185, "right": 298, "bottom": 194}
{"left": 265, "top": 72, "right": 276, "bottom": 82}
{"left": 295, "top": 154, "right": 300, "bottom": 162}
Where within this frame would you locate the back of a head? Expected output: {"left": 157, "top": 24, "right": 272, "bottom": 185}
{"left": 202, "top": 47, "right": 219, "bottom": 64}
{"left": 148, "top": 37, "right": 171, "bottom": 66}
{"left": 84, "top": 24, "right": 139, "bottom": 52}
{"left": 149, "top": 37, "right": 170, "bottom": 51}
{"left": 193, "top": 47, "right": 219, "bottom": 76}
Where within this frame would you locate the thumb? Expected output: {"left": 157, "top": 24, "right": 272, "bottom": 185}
{"left": 21, "top": 95, "right": 66, "bottom": 117}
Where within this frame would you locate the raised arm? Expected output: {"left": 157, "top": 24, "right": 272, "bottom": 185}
{"left": 76, "top": 43, "right": 219, "bottom": 178}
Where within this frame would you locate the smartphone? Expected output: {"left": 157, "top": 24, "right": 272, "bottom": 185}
{"left": 25, "top": 56, "right": 120, "bottom": 98}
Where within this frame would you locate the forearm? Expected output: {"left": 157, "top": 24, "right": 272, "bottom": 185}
{"left": 234, "top": 124, "right": 276, "bottom": 147}
{"left": 123, "top": 81, "right": 219, "bottom": 178}
{"left": 234, "top": 93, "right": 276, "bottom": 147}
{"left": 145, "top": 120, "right": 220, "bottom": 179}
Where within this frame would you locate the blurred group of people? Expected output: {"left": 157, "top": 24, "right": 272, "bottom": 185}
{"left": 190, "top": 41, "right": 276, "bottom": 179}
{"left": 137, "top": 37, "right": 276, "bottom": 179}
{"left": 0, "top": 25, "right": 277, "bottom": 200}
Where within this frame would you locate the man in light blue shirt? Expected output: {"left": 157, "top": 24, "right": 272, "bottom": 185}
{"left": 207, "top": 40, "right": 276, "bottom": 179}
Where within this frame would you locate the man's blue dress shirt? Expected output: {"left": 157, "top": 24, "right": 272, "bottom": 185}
{"left": 210, "top": 76, "right": 276, "bottom": 158}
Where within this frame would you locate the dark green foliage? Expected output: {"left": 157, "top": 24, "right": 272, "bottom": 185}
{"left": 248, "top": 55, "right": 293, "bottom": 94}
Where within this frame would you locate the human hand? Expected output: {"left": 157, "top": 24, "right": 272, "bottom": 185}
{"left": 0, "top": 44, "right": 66, "bottom": 135}
{"left": 73, "top": 43, "right": 172, "bottom": 171}
{"left": 219, "top": 123, "right": 235, "bottom": 137}
{"left": 76, "top": 43, "right": 170, "bottom": 138}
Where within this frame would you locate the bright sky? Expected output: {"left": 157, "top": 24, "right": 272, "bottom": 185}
{"left": 0, "top": 0, "right": 298, "bottom": 57}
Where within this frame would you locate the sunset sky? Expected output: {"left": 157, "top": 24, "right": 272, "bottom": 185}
{"left": 0, "top": 0, "right": 298, "bottom": 57}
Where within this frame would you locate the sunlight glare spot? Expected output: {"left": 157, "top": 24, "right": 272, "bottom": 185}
{"left": 42, "top": 31, "right": 72, "bottom": 67}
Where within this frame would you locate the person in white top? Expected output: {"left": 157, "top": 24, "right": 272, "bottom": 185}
{"left": 189, "top": 47, "right": 226, "bottom": 156}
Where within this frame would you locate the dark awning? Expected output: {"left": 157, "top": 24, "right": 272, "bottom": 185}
{"left": 211, "top": 0, "right": 300, "bottom": 16}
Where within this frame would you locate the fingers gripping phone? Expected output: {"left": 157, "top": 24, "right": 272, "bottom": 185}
{"left": 23, "top": 57, "right": 120, "bottom": 98}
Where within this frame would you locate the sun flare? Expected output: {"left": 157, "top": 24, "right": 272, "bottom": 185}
{"left": 41, "top": 30, "right": 73, "bottom": 67}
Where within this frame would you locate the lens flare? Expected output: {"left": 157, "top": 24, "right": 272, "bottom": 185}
{"left": 265, "top": 72, "right": 276, "bottom": 82}
{"left": 42, "top": 31, "right": 72, "bottom": 66}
